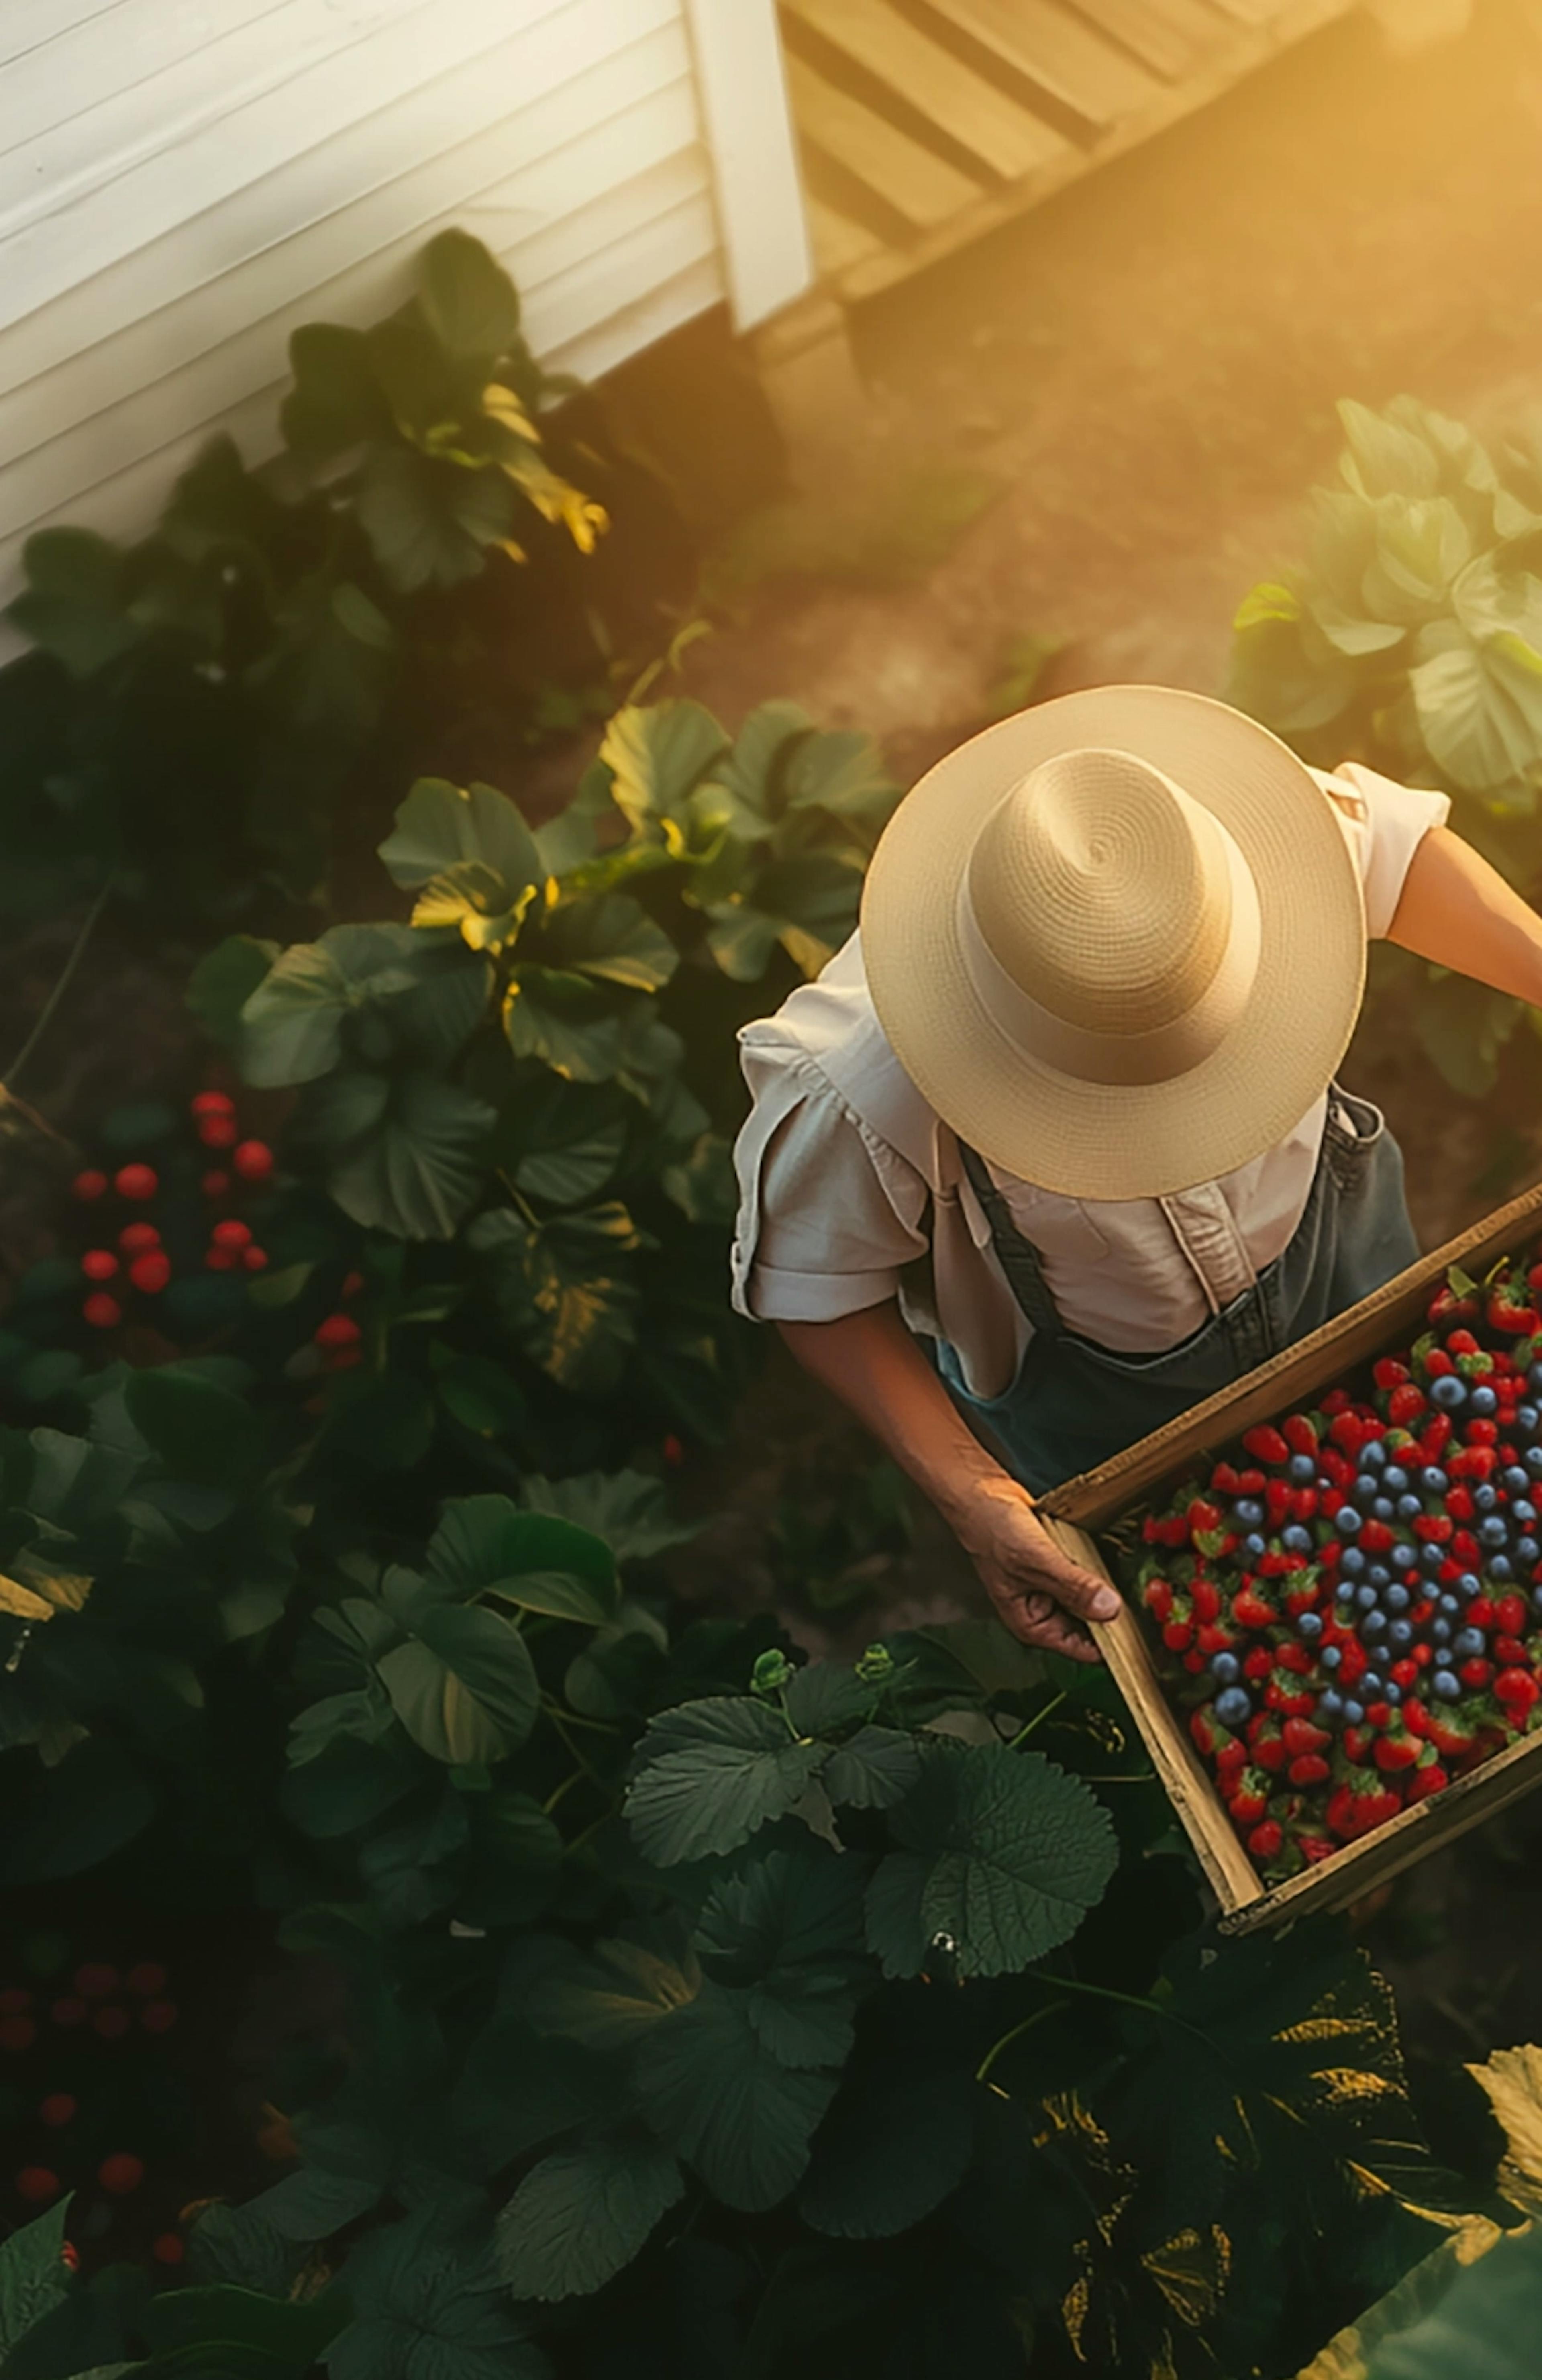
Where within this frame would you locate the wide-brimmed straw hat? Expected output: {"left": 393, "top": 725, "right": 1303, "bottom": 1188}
{"left": 860, "top": 684, "right": 1365, "bottom": 1201}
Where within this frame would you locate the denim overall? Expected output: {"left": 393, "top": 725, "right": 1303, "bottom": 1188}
{"left": 944, "top": 1087, "right": 1419, "bottom": 1496}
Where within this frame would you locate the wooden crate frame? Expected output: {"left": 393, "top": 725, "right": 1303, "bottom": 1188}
{"left": 1037, "top": 1175, "right": 1542, "bottom": 1933}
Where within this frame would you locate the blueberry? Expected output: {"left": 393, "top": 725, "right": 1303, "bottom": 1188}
{"left": 1454, "top": 1627, "right": 1486, "bottom": 1662}
{"left": 1433, "top": 1670, "right": 1461, "bottom": 1702}
{"left": 1430, "top": 1617, "right": 1452, "bottom": 1644}
{"left": 1342, "top": 1700, "right": 1365, "bottom": 1727}
{"left": 1420, "top": 1467, "right": 1449, "bottom": 1496}
{"left": 1384, "top": 1680, "right": 1403, "bottom": 1705}
{"left": 1335, "top": 1580, "right": 1357, "bottom": 1606}
{"left": 1243, "top": 1533, "right": 1267, "bottom": 1560}
{"left": 1383, "top": 1466, "right": 1410, "bottom": 1496}
{"left": 1321, "top": 1643, "right": 1343, "bottom": 1670}
{"left": 1368, "top": 1564, "right": 1392, "bottom": 1589}
{"left": 1214, "top": 1686, "right": 1252, "bottom": 1729}
{"left": 1360, "top": 1440, "right": 1388, "bottom": 1471}
{"left": 1353, "top": 1474, "right": 1381, "bottom": 1510}
{"left": 1475, "top": 1484, "right": 1500, "bottom": 1514}
{"left": 1356, "top": 1583, "right": 1379, "bottom": 1610}
{"left": 1211, "top": 1651, "right": 1242, "bottom": 1683}
{"left": 1384, "top": 1582, "right": 1410, "bottom": 1612}
{"left": 1519, "top": 1404, "right": 1539, "bottom": 1434}
{"left": 1519, "top": 1537, "right": 1541, "bottom": 1569}
{"left": 1388, "top": 1618, "right": 1414, "bottom": 1649}
{"left": 1282, "top": 1524, "right": 1314, "bottom": 1555}
{"left": 1361, "top": 1609, "right": 1387, "bottom": 1638}
{"left": 1439, "top": 1592, "right": 1462, "bottom": 1617}
{"left": 1372, "top": 1496, "right": 1397, "bottom": 1524}
{"left": 1287, "top": 1452, "right": 1317, "bottom": 1484}
{"left": 1391, "top": 1542, "right": 1418, "bottom": 1572}
{"left": 1420, "top": 1543, "right": 1446, "bottom": 1576}
{"left": 1431, "top": 1374, "right": 1467, "bottom": 1411}
{"left": 1360, "top": 1675, "right": 1384, "bottom": 1700}
{"left": 1335, "top": 1506, "right": 1363, "bottom": 1538}
{"left": 1526, "top": 1445, "right": 1542, "bottom": 1478}
{"left": 1514, "top": 1500, "right": 1538, "bottom": 1529}
{"left": 1457, "top": 1572, "right": 1481, "bottom": 1598}
{"left": 1481, "top": 1515, "right": 1510, "bottom": 1548}
{"left": 1340, "top": 1546, "right": 1367, "bottom": 1578}
{"left": 1319, "top": 1688, "right": 1344, "bottom": 1718}
{"left": 1529, "top": 1360, "right": 1542, "bottom": 1394}
{"left": 1297, "top": 1610, "right": 1324, "bottom": 1641}
{"left": 1533, "top": 1586, "right": 1542, "bottom": 1613}
{"left": 1233, "top": 1498, "right": 1264, "bottom": 1529}
{"left": 1489, "top": 1555, "right": 1515, "bottom": 1582}
{"left": 1505, "top": 1466, "right": 1532, "bottom": 1498}
{"left": 1396, "top": 1493, "right": 1423, "bottom": 1523}
{"left": 1470, "top": 1384, "right": 1499, "bottom": 1418}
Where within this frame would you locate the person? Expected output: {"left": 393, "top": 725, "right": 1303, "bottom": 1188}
{"left": 729, "top": 685, "right": 1542, "bottom": 1663}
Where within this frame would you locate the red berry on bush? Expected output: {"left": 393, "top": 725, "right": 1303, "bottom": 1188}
{"left": 50, "top": 1998, "right": 86, "bottom": 2028}
{"left": 152, "top": 2232, "right": 185, "bottom": 2266}
{"left": 212, "top": 1218, "right": 252, "bottom": 1252}
{"left": 39, "top": 2094, "right": 75, "bottom": 2127}
{"left": 114, "top": 1164, "right": 157, "bottom": 1201}
{"left": 72, "top": 1169, "right": 108, "bottom": 1201}
{"left": 92, "top": 2006, "right": 130, "bottom": 2040}
{"left": 234, "top": 1139, "right": 274, "bottom": 1183}
{"left": 97, "top": 2152, "right": 144, "bottom": 2195}
{"left": 662, "top": 1433, "right": 684, "bottom": 1466}
{"left": 198, "top": 1113, "right": 238, "bottom": 1149}
{"left": 140, "top": 1999, "right": 179, "bottom": 2034}
{"left": 129, "top": 1252, "right": 171, "bottom": 1294}
{"left": 118, "top": 1222, "right": 160, "bottom": 1254}
{"left": 341, "top": 1270, "right": 364, "bottom": 1300}
{"left": 0, "top": 2015, "right": 37, "bottom": 2052}
{"left": 314, "top": 1313, "right": 361, "bottom": 1351}
{"left": 202, "top": 1170, "right": 231, "bottom": 1198}
{"left": 242, "top": 1246, "right": 269, "bottom": 1273}
{"left": 16, "top": 2167, "right": 59, "bottom": 2204}
{"left": 75, "top": 1964, "right": 117, "bottom": 1998}
{"left": 190, "top": 1091, "right": 235, "bottom": 1118}
{"left": 126, "top": 1962, "right": 167, "bottom": 1996}
{"left": 80, "top": 1249, "right": 118, "bottom": 1282}
{"left": 81, "top": 1293, "right": 121, "bottom": 1329}
{"left": 205, "top": 1248, "right": 237, "bottom": 1273}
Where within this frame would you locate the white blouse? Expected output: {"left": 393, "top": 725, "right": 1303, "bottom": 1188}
{"left": 730, "top": 762, "right": 1451, "bottom": 1400}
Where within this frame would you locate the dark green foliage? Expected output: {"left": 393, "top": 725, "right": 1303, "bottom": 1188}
{"left": 1228, "top": 393, "right": 1542, "bottom": 1094}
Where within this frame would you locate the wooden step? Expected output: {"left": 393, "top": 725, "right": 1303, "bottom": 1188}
{"left": 914, "top": 0, "right": 1163, "bottom": 129}
{"left": 783, "top": 0, "right": 1069, "bottom": 179}
{"left": 786, "top": 51, "right": 986, "bottom": 231}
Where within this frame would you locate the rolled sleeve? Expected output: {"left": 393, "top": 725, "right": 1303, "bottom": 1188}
{"left": 1313, "top": 761, "right": 1452, "bottom": 940}
{"left": 731, "top": 1030, "right": 929, "bottom": 1324}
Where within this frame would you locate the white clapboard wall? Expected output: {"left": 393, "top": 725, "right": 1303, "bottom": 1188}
{"left": 0, "top": 0, "right": 813, "bottom": 627}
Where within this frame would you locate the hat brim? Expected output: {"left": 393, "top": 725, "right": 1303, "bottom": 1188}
{"left": 860, "top": 686, "right": 1366, "bottom": 1200}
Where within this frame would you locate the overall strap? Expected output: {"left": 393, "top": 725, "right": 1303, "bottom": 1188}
{"left": 956, "top": 1142, "right": 1063, "bottom": 1341}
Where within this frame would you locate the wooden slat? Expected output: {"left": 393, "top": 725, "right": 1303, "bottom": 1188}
{"left": 1060, "top": 0, "right": 1206, "bottom": 78}
{"left": 786, "top": 52, "right": 983, "bottom": 227}
{"left": 919, "top": 0, "right": 1161, "bottom": 128}
{"left": 783, "top": 0, "right": 1067, "bottom": 179}
{"left": 805, "top": 193, "right": 886, "bottom": 274}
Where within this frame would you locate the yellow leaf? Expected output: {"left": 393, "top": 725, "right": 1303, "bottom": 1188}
{"left": 5, "top": 1556, "right": 94, "bottom": 1615}
{"left": 481, "top": 382, "right": 539, "bottom": 442}
{"left": 1468, "top": 2044, "right": 1542, "bottom": 2216}
{"left": 0, "top": 1574, "right": 55, "bottom": 1622}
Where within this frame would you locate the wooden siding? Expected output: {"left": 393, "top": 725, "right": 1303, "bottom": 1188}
{"left": 0, "top": 0, "right": 736, "bottom": 621}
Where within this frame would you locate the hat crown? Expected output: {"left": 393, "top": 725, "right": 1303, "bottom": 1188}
{"left": 967, "top": 748, "right": 1234, "bottom": 1035}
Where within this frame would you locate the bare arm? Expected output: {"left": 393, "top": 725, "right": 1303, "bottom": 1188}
{"left": 1388, "top": 823, "right": 1542, "bottom": 1002}
{"left": 777, "top": 1302, "right": 1120, "bottom": 1662}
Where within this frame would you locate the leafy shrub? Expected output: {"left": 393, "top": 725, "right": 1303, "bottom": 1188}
{"left": 1228, "top": 394, "right": 1542, "bottom": 1093}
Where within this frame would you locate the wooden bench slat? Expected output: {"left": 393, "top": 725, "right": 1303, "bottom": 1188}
{"left": 784, "top": 0, "right": 1067, "bottom": 179}
{"left": 1062, "top": 0, "right": 1206, "bottom": 77}
{"left": 920, "top": 0, "right": 1162, "bottom": 126}
{"left": 804, "top": 193, "right": 887, "bottom": 273}
{"left": 786, "top": 52, "right": 985, "bottom": 227}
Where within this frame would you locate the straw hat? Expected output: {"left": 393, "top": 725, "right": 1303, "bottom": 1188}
{"left": 860, "top": 685, "right": 1365, "bottom": 1201}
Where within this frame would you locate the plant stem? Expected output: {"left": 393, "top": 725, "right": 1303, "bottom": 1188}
{"left": 1030, "top": 1968, "right": 1214, "bottom": 2049}
{"left": 539, "top": 1698, "right": 618, "bottom": 1735}
{"left": 975, "top": 1998, "right": 1070, "bottom": 2086}
{"left": 542, "top": 1768, "right": 587, "bottom": 1817}
{"left": 2, "top": 877, "right": 114, "bottom": 1090}
{"left": 1007, "top": 1691, "right": 1065, "bottom": 1749}
{"left": 542, "top": 1704, "right": 606, "bottom": 1788}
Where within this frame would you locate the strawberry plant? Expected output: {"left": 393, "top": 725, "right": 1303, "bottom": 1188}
{"left": 1228, "top": 393, "right": 1542, "bottom": 1094}
{"left": 1123, "top": 1242, "right": 1542, "bottom": 1880}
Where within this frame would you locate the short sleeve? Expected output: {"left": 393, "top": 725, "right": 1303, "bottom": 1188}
{"left": 730, "top": 1031, "right": 930, "bottom": 1324}
{"left": 1312, "top": 761, "right": 1452, "bottom": 940}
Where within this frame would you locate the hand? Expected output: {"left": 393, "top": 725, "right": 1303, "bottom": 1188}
{"left": 954, "top": 1476, "right": 1122, "bottom": 1662}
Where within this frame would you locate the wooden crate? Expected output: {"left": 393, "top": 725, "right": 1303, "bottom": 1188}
{"left": 1037, "top": 1176, "right": 1542, "bottom": 1933}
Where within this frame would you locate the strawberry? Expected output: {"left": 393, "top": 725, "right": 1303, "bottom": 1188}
{"left": 1196, "top": 1623, "right": 1236, "bottom": 1655}
{"left": 1390, "top": 1658, "right": 1419, "bottom": 1690}
{"left": 1190, "top": 1707, "right": 1236, "bottom": 1760}
{"left": 1183, "top": 1650, "right": 1207, "bottom": 1673}
{"left": 1424, "top": 1348, "right": 1454, "bottom": 1378}
{"left": 1359, "top": 1518, "right": 1395, "bottom": 1554}
{"left": 1466, "top": 1418, "right": 1500, "bottom": 1447}
{"left": 1191, "top": 1576, "right": 1221, "bottom": 1623}
{"left": 1210, "top": 1461, "right": 1242, "bottom": 1494}
{"left": 1228, "top": 1771, "right": 1271, "bottom": 1827}
{"left": 1374, "top": 1357, "right": 1410, "bottom": 1390}
{"left": 1414, "top": 1513, "right": 1453, "bottom": 1543}
{"left": 1276, "top": 1642, "right": 1312, "bottom": 1676}
{"left": 1288, "top": 1484, "right": 1319, "bottom": 1520}
{"left": 1142, "top": 1578, "right": 1174, "bottom": 1622}
{"left": 1296, "top": 1833, "right": 1338, "bottom": 1864}
{"left": 1282, "top": 1414, "right": 1319, "bottom": 1456}
{"left": 1187, "top": 1498, "right": 1223, "bottom": 1539}
{"left": 1163, "top": 1619, "right": 1194, "bottom": 1651}
{"left": 1330, "top": 1411, "right": 1369, "bottom": 1455}
{"left": 1401, "top": 1697, "right": 1430, "bottom": 1737}
{"left": 1496, "top": 1637, "right": 1529, "bottom": 1668}
{"left": 1374, "top": 1731, "right": 1422, "bottom": 1771}
{"left": 1243, "top": 1647, "right": 1273, "bottom": 1680}
{"left": 1282, "top": 1715, "right": 1330, "bottom": 1758}
{"left": 1289, "top": 1753, "right": 1332, "bottom": 1786}
{"left": 1250, "top": 1719, "right": 1287, "bottom": 1773}
{"left": 1232, "top": 1586, "right": 1279, "bottom": 1631}
{"left": 1495, "top": 1669, "right": 1540, "bottom": 1714}
{"left": 1247, "top": 1819, "right": 1284, "bottom": 1861}
{"left": 1461, "top": 1658, "right": 1494, "bottom": 1691}
{"left": 1243, "top": 1424, "right": 1290, "bottom": 1467}
{"left": 1445, "top": 1484, "right": 1475, "bottom": 1521}
{"left": 1265, "top": 1479, "right": 1293, "bottom": 1526}
{"left": 1321, "top": 1388, "right": 1353, "bottom": 1416}
{"left": 1497, "top": 1594, "right": 1528, "bottom": 1639}
{"left": 1447, "top": 1329, "right": 1481, "bottom": 1357}
{"left": 1387, "top": 1384, "right": 1426, "bottom": 1426}
{"left": 1237, "top": 1468, "right": 1267, "bottom": 1495}
{"left": 1489, "top": 1290, "right": 1542, "bottom": 1335}
{"left": 1406, "top": 1762, "right": 1450, "bottom": 1803}
{"left": 1468, "top": 1597, "right": 1497, "bottom": 1631}
{"left": 1326, "top": 1780, "right": 1405, "bottom": 1841}
{"left": 1344, "top": 1724, "right": 1375, "bottom": 1766}
{"left": 1424, "top": 1703, "right": 1481, "bottom": 1760}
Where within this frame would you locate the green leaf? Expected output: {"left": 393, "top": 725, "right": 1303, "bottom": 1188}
{"left": 239, "top": 925, "right": 441, "bottom": 1087}
{"left": 376, "top": 1587, "right": 538, "bottom": 1764}
{"left": 0, "top": 2198, "right": 71, "bottom": 2358}
{"left": 8, "top": 529, "right": 139, "bottom": 676}
{"left": 634, "top": 1980, "right": 840, "bottom": 2212}
{"left": 495, "top": 2133, "right": 685, "bottom": 2301}
{"left": 459, "top": 1789, "right": 562, "bottom": 1928}
{"left": 823, "top": 1725, "right": 923, "bottom": 1811}
{"left": 379, "top": 777, "right": 543, "bottom": 900}
{"left": 502, "top": 967, "right": 624, "bottom": 1083}
{"left": 355, "top": 443, "right": 517, "bottom": 595}
{"left": 316, "top": 1072, "right": 496, "bottom": 1241}
{"left": 599, "top": 700, "right": 730, "bottom": 835}
{"left": 467, "top": 1202, "right": 642, "bottom": 1395}
{"left": 696, "top": 1845, "right": 871, "bottom": 2068}
{"left": 783, "top": 1663, "right": 878, "bottom": 1738}
{"left": 518, "top": 1470, "right": 696, "bottom": 1564}
{"left": 864, "top": 1743, "right": 1116, "bottom": 1979}
{"left": 660, "top": 1131, "right": 737, "bottom": 1225}
{"left": 624, "top": 1697, "right": 830, "bottom": 1865}
{"left": 514, "top": 1118, "right": 626, "bottom": 1208}
{"left": 143, "top": 2282, "right": 346, "bottom": 2372}
{"left": 799, "top": 2067, "right": 976, "bottom": 2239}
{"left": 426, "top": 1494, "right": 618, "bottom": 1625}
{"left": 783, "top": 729, "right": 896, "bottom": 827}
{"left": 1339, "top": 396, "right": 1441, "bottom": 500}
{"left": 281, "top": 322, "right": 393, "bottom": 460}
{"left": 538, "top": 893, "right": 678, "bottom": 993}
{"left": 523, "top": 1932, "right": 701, "bottom": 2050}
{"left": 451, "top": 2014, "right": 607, "bottom": 2172}
{"left": 1410, "top": 631, "right": 1542, "bottom": 794}
{"left": 124, "top": 1365, "right": 262, "bottom": 1489}
{"left": 327, "top": 2212, "right": 549, "bottom": 2380}
{"left": 187, "top": 936, "right": 281, "bottom": 1052}
{"left": 417, "top": 229, "right": 521, "bottom": 363}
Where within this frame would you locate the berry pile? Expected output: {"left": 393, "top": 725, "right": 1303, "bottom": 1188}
{"left": 69, "top": 1092, "right": 274, "bottom": 1332}
{"left": 1122, "top": 1248, "right": 1542, "bottom": 1883}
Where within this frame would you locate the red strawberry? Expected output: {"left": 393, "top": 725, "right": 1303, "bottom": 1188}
{"left": 1446, "top": 1484, "right": 1475, "bottom": 1521}
{"left": 1289, "top": 1753, "right": 1331, "bottom": 1787}
{"left": 1321, "top": 1388, "right": 1353, "bottom": 1416}
{"left": 1497, "top": 1594, "right": 1528, "bottom": 1639}
{"left": 1232, "top": 1587, "right": 1279, "bottom": 1631}
{"left": 1374, "top": 1357, "right": 1410, "bottom": 1390}
{"left": 1190, "top": 1707, "right": 1236, "bottom": 1760}
{"left": 1163, "top": 1620, "right": 1194, "bottom": 1652}
{"left": 1326, "top": 1780, "right": 1405, "bottom": 1841}
{"left": 1387, "top": 1384, "right": 1426, "bottom": 1426}
{"left": 1283, "top": 1414, "right": 1319, "bottom": 1456}
{"left": 1247, "top": 1819, "right": 1283, "bottom": 1861}
{"left": 1424, "top": 1348, "right": 1454, "bottom": 1377}
{"left": 1183, "top": 1650, "right": 1207, "bottom": 1673}
{"left": 1407, "top": 1763, "right": 1450, "bottom": 1804}
{"left": 1461, "top": 1658, "right": 1494, "bottom": 1691}
{"left": 1467, "top": 1418, "right": 1500, "bottom": 1447}
{"left": 1447, "top": 1329, "right": 1481, "bottom": 1356}
{"left": 1237, "top": 1469, "right": 1267, "bottom": 1495}
{"left": 1390, "top": 1658, "right": 1419, "bottom": 1689}
{"left": 1243, "top": 1647, "right": 1273, "bottom": 1681}
{"left": 1211, "top": 1462, "right": 1242, "bottom": 1494}
{"left": 1191, "top": 1576, "right": 1221, "bottom": 1623}
{"left": 1489, "top": 1291, "right": 1542, "bottom": 1335}
{"left": 1276, "top": 1642, "right": 1312, "bottom": 1676}
{"left": 1282, "top": 1715, "right": 1330, "bottom": 1758}
{"left": 1250, "top": 1722, "right": 1287, "bottom": 1773}
{"left": 1243, "top": 1425, "right": 1291, "bottom": 1467}
{"left": 1495, "top": 1669, "right": 1540, "bottom": 1714}
{"left": 1374, "top": 1732, "right": 1421, "bottom": 1771}
{"left": 1265, "top": 1480, "right": 1293, "bottom": 1525}
{"left": 1414, "top": 1514, "right": 1454, "bottom": 1543}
